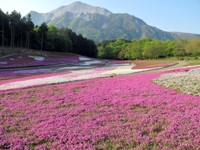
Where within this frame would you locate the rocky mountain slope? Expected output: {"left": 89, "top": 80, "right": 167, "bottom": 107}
{"left": 28, "top": 1, "right": 200, "bottom": 43}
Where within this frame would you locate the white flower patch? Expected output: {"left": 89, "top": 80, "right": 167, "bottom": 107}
{"left": 14, "top": 68, "right": 51, "bottom": 74}
{"left": 79, "top": 60, "right": 103, "bottom": 65}
{"left": 110, "top": 62, "right": 135, "bottom": 66}
{"left": 79, "top": 56, "right": 93, "bottom": 61}
{"left": 57, "top": 66, "right": 92, "bottom": 71}
{"left": 28, "top": 55, "right": 44, "bottom": 61}
{"left": 0, "top": 62, "right": 8, "bottom": 65}
{"left": 153, "top": 67, "right": 200, "bottom": 96}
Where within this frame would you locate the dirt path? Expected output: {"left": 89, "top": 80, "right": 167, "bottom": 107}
{"left": 133, "top": 61, "right": 189, "bottom": 75}
{"left": 159, "top": 61, "right": 189, "bottom": 71}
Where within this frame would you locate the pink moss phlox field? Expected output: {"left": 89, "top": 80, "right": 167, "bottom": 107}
{"left": 0, "top": 68, "right": 54, "bottom": 78}
{"left": 0, "top": 71, "right": 71, "bottom": 86}
{"left": 0, "top": 55, "right": 79, "bottom": 68}
{"left": 0, "top": 68, "right": 200, "bottom": 149}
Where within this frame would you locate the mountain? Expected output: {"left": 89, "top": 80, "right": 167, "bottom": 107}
{"left": 29, "top": 1, "right": 112, "bottom": 26}
{"left": 28, "top": 1, "right": 200, "bottom": 43}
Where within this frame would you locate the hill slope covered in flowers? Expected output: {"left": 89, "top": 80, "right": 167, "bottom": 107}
{"left": 0, "top": 67, "right": 200, "bottom": 149}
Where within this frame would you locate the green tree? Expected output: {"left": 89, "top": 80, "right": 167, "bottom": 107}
{"left": 164, "top": 40, "right": 175, "bottom": 57}
{"left": 98, "top": 38, "right": 129, "bottom": 59}
{"left": 124, "top": 40, "right": 142, "bottom": 60}
{"left": 118, "top": 48, "right": 128, "bottom": 60}
{"left": 109, "top": 38, "right": 129, "bottom": 59}
{"left": 97, "top": 40, "right": 112, "bottom": 58}
{"left": 173, "top": 39, "right": 187, "bottom": 59}
{"left": 185, "top": 38, "right": 200, "bottom": 57}
{"left": 142, "top": 40, "right": 165, "bottom": 59}
{"left": 99, "top": 46, "right": 113, "bottom": 59}
{"left": 45, "top": 25, "right": 58, "bottom": 50}
{"left": 46, "top": 25, "right": 72, "bottom": 52}
{"left": 59, "top": 28, "right": 73, "bottom": 52}
{"left": 67, "top": 29, "right": 97, "bottom": 57}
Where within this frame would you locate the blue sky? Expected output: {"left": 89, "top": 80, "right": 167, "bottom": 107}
{"left": 1, "top": 0, "right": 199, "bottom": 34}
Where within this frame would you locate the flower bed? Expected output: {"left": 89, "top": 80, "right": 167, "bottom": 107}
{"left": 0, "top": 54, "right": 107, "bottom": 80}
{"left": 0, "top": 55, "right": 37, "bottom": 68}
{"left": 0, "top": 71, "right": 72, "bottom": 86}
{"left": 0, "top": 54, "right": 136, "bottom": 84}
{"left": 0, "top": 68, "right": 60, "bottom": 81}
{"left": 0, "top": 67, "right": 117, "bottom": 90}
{"left": 0, "top": 54, "right": 80, "bottom": 68}
{"left": 0, "top": 68, "right": 199, "bottom": 149}
{"left": 153, "top": 67, "right": 200, "bottom": 96}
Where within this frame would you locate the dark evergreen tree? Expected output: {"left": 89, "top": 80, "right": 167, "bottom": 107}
{"left": 9, "top": 10, "right": 21, "bottom": 48}
{"left": 0, "top": 9, "right": 6, "bottom": 53}
{"left": 38, "top": 22, "right": 48, "bottom": 54}
{"left": 25, "top": 14, "right": 34, "bottom": 50}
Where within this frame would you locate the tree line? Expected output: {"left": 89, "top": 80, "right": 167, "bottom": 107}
{"left": 97, "top": 38, "right": 200, "bottom": 60}
{"left": 0, "top": 10, "right": 97, "bottom": 57}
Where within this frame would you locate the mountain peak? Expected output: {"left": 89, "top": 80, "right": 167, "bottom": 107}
{"left": 51, "top": 1, "right": 112, "bottom": 16}
{"left": 69, "top": 1, "right": 89, "bottom": 6}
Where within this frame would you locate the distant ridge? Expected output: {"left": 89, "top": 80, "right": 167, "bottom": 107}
{"left": 28, "top": 1, "right": 200, "bottom": 42}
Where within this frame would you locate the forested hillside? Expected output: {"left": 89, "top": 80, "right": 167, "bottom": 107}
{"left": 0, "top": 9, "right": 97, "bottom": 57}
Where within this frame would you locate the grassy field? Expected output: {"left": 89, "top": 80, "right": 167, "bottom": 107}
{"left": 185, "top": 59, "right": 200, "bottom": 66}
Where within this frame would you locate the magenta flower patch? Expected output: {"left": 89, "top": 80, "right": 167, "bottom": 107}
{"left": 0, "top": 55, "right": 80, "bottom": 68}
{"left": 0, "top": 68, "right": 199, "bottom": 149}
